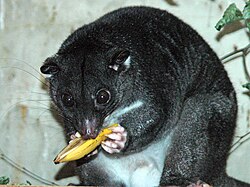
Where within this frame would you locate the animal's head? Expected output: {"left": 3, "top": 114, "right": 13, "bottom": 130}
{"left": 40, "top": 7, "right": 169, "bottom": 145}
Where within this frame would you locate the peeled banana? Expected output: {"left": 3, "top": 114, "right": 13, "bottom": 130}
{"left": 54, "top": 123, "right": 119, "bottom": 164}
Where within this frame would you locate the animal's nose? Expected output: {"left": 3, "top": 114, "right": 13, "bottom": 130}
{"left": 81, "top": 119, "right": 98, "bottom": 140}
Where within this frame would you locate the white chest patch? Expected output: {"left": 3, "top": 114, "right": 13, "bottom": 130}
{"left": 100, "top": 100, "right": 171, "bottom": 186}
{"left": 104, "top": 100, "right": 144, "bottom": 125}
{"left": 94, "top": 135, "right": 172, "bottom": 187}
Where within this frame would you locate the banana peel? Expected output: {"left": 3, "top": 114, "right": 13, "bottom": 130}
{"left": 54, "top": 123, "right": 119, "bottom": 164}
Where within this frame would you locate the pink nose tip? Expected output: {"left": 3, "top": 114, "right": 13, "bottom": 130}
{"left": 81, "top": 119, "right": 98, "bottom": 140}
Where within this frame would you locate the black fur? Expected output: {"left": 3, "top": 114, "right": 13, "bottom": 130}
{"left": 41, "top": 6, "right": 250, "bottom": 187}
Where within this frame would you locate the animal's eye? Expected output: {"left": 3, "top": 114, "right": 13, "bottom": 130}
{"left": 96, "top": 89, "right": 111, "bottom": 105}
{"left": 61, "top": 93, "right": 74, "bottom": 107}
{"left": 113, "top": 50, "right": 130, "bottom": 64}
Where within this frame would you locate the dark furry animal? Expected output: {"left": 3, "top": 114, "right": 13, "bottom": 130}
{"left": 40, "top": 6, "right": 250, "bottom": 187}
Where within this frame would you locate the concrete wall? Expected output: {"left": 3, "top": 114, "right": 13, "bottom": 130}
{"left": 0, "top": 0, "right": 249, "bottom": 185}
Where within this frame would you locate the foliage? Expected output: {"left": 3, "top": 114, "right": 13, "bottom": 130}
{"left": 0, "top": 176, "right": 32, "bottom": 185}
{"left": 243, "top": 83, "right": 250, "bottom": 90}
{"left": 0, "top": 176, "right": 10, "bottom": 185}
{"left": 215, "top": 1, "right": 250, "bottom": 32}
{"left": 215, "top": 1, "right": 250, "bottom": 90}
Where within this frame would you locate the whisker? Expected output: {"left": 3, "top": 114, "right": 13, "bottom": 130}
{"left": 0, "top": 98, "right": 72, "bottom": 125}
{"left": 0, "top": 58, "right": 59, "bottom": 89}
{"left": 30, "top": 106, "right": 72, "bottom": 124}
{"left": 0, "top": 57, "right": 46, "bottom": 80}
{"left": 29, "top": 91, "right": 49, "bottom": 95}
{"left": 0, "top": 66, "right": 48, "bottom": 88}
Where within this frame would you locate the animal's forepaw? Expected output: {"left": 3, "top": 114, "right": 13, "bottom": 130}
{"left": 101, "top": 125, "right": 127, "bottom": 154}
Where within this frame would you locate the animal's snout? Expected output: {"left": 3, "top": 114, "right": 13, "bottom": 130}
{"left": 80, "top": 119, "right": 99, "bottom": 140}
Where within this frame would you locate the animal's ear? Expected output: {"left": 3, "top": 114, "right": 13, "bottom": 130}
{"left": 40, "top": 58, "right": 60, "bottom": 75}
{"left": 109, "top": 50, "right": 131, "bottom": 72}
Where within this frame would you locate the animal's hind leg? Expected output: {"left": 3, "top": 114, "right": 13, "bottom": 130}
{"left": 160, "top": 93, "right": 237, "bottom": 186}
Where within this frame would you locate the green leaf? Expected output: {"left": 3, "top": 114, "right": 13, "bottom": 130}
{"left": 26, "top": 180, "right": 32, "bottom": 185}
{"left": 0, "top": 176, "right": 10, "bottom": 185}
{"left": 243, "top": 83, "right": 250, "bottom": 90}
{"left": 243, "top": 1, "right": 250, "bottom": 19}
{"left": 215, "top": 3, "right": 243, "bottom": 31}
{"left": 245, "top": 20, "right": 250, "bottom": 31}
{"left": 243, "top": 1, "right": 250, "bottom": 31}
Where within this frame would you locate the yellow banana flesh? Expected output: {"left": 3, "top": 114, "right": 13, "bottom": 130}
{"left": 54, "top": 123, "right": 119, "bottom": 164}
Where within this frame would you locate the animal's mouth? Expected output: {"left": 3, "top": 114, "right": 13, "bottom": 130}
{"left": 67, "top": 124, "right": 100, "bottom": 141}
